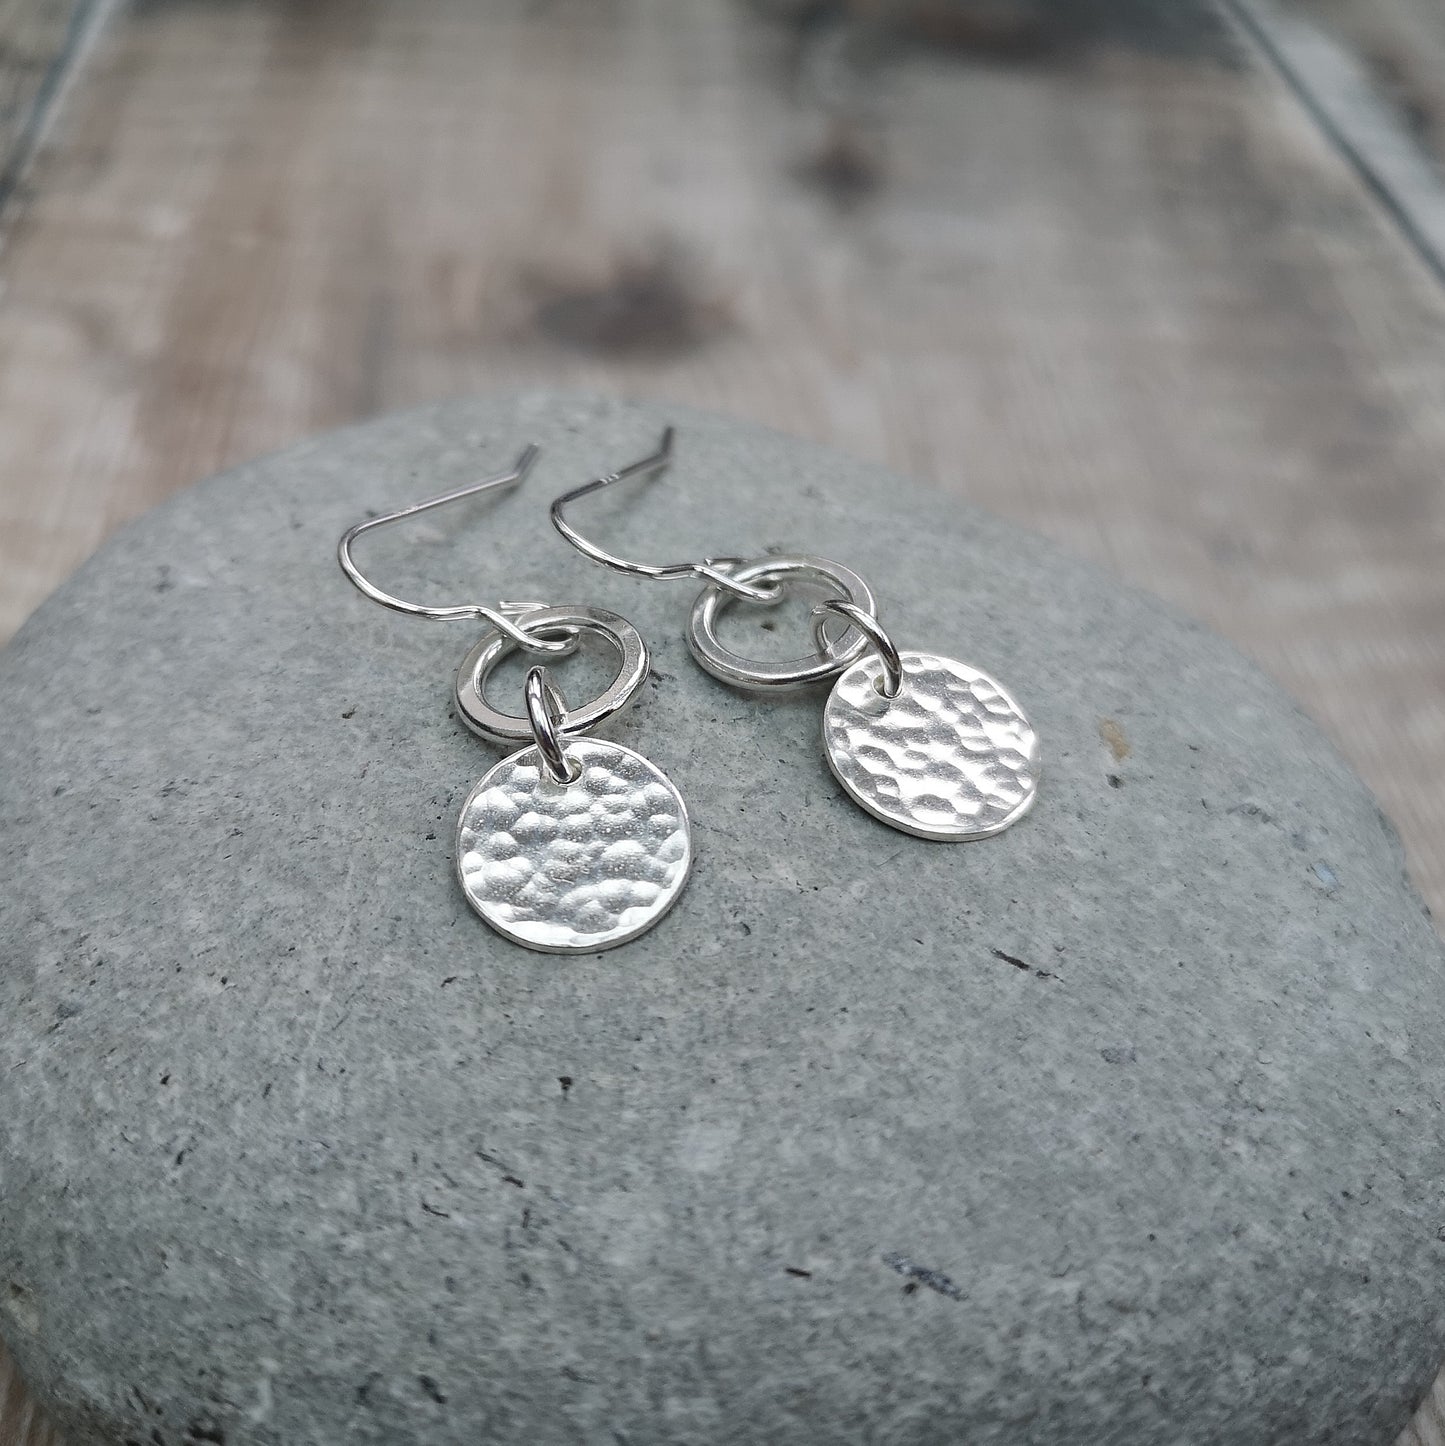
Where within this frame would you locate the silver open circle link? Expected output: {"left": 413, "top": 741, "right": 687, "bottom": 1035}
{"left": 456, "top": 605, "right": 650, "bottom": 742}
{"left": 686, "top": 555, "right": 878, "bottom": 690}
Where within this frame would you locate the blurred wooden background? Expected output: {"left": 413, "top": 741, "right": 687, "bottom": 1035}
{"left": 1, "top": 0, "right": 1444, "bottom": 1441}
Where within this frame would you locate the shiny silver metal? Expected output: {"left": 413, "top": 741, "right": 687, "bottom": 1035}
{"left": 456, "top": 738, "right": 692, "bottom": 953}
{"left": 524, "top": 667, "right": 579, "bottom": 785}
{"left": 455, "top": 605, "right": 649, "bottom": 743}
{"left": 812, "top": 598, "right": 903, "bottom": 699}
{"left": 822, "top": 650, "right": 1040, "bottom": 840}
{"left": 341, "top": 451, "right": 687, "bottom": 950}
{"left": 549, "top": 427, "right": 781, "bottom": 604}
{"left": 548, "top": 426, "right": 1039, "bottom": 840}
{"left": 687, "top": 555, "right": 878, "bottom": 690}
{"left": 337, "top": 442, "right": 572, "bottom": 655}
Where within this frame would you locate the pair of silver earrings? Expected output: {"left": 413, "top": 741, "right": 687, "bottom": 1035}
{"left": 338, "top": 429, "right": 1040, "bottom": 955}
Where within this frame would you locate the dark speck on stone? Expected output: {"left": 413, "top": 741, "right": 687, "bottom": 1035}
{"left": 882, "top": 1253, "right": 964, "bottom": 1301}
{"left": 1101, "top": 1046, "right": 1138, "bottom": 1065}
{"left": 991, "top": 948, "right": 1031, "bottom": 972}
{"left": 1229, "top": 802, "right": 1274, "bottom": 824}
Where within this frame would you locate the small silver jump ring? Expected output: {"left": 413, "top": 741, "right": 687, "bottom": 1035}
{"left": 812, "top": 599, "right": 903, "bottom": 698}
{"left": 687, "top": 555, "right": 878, "bottom": 690}
{"left": 524, "top": 667, "right": 581, "bottom": 784}
{"left": 456, "top": 605, "right": 650, "bottom": 742}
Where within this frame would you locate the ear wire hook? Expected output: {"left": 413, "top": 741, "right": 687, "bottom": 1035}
{"left": 549, "top": 426, "right": 781, "bottom": 604}
{"left": 338, "top": 443, "right": 573, "bottom": 655}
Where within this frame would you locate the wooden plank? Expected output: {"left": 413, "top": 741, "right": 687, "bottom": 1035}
{"left": 0, "top": 1, "right": 1443, "bottom": 1442}
{"left": 1279, "top": 0, "right": 1445, "bottom": 170}
{"left": 0, "top": 1342, "right": 56, "bottom": 1446}
{"left": 0, "top": 0, "right": 88, "bottom": 197}
{"left": 1239, "top": 0, "right": 1445, "bottom": 283}
{"left": 1407, "top": 1368, "right": 1445, "bottom": 1446}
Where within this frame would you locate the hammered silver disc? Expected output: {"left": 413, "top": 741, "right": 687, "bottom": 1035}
{"left": 822, "top": 651, "right": 1040, "bottom": 840}
{"left": 456, "top": 738, "right": 691, "bottom": 953}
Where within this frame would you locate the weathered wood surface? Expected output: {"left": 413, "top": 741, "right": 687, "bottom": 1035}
{"left": 1, "top": 1, "right": 1444, "bottom": 1442}
{"left": 1287, "top": 0, "right": 1445, "bottom": 171}
{"left": 0, "top": 1358, "right": 55, "bottom": 1446}
{"left": 0, "top": 0, "right": 86, "bottom": 197}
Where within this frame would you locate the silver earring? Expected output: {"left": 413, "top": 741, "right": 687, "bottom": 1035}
{"left": 339, "top": 444, "right": 691, "bottom": 953}
{"left": 551, "top": 428, "right": 1040, "bottom": 841}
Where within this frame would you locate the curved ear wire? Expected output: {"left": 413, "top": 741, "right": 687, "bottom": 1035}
{"left": 549, "top": 427, "right": 779, "bottom": 604}
{"left": 337, "top": 443, "right": 571, "bottom": 654}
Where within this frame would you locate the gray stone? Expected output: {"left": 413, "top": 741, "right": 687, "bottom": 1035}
{"left": 1, "top": 392, "right": 1443, "bottom": 1446}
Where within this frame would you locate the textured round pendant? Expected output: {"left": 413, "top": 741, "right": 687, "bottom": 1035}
{"left": 822, "top": 651, "right": 1040, "bottom": 840}
{"left": 456, "top": 738, "right": 691, "bottom": 953}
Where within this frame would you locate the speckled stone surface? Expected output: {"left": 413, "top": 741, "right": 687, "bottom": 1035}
{"left": 1, "top": 392, "right": 1444, "bottom": 1446}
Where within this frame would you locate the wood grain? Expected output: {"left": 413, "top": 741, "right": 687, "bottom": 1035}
{"left": 0, "top": 0, "right": 86, "bottom": 191}
{"left": 0, "top": 0, "right": 1443, "bottom": 1441}
{"left": 1287, "top": 0, "right": 1445, "bottom": 168}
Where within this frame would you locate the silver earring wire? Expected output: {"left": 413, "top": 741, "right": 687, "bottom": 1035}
{"left": 549, "top": 426, "right": 781, "bottom": 604}
{"left": 338, "top": 442, "right": 573, "bottom": 655}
